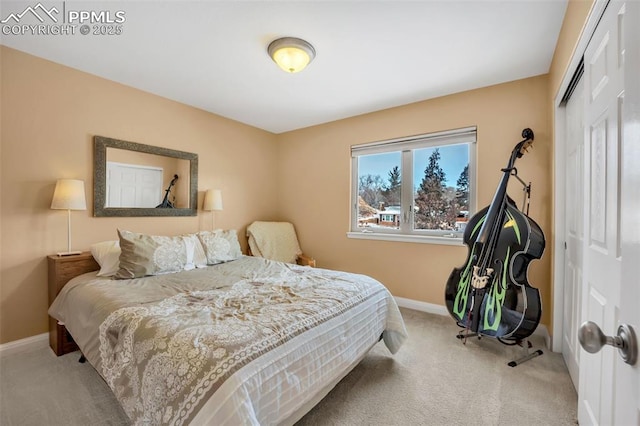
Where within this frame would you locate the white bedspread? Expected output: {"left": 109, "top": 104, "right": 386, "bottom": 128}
{"left": 49, "top": 256, "right": 407, "bottom": 425}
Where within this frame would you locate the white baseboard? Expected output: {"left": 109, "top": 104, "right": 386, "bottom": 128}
{"left": 533, "top": 323, "right": 551, "bottom": 350}
{"left": 394, "top": 296, "right": 449, "bottom": 316}
{"left": 394, "top": 296, "right": 551, "bottom": 349}
{"left": 0, "top": 333, "right": 48, "bottom": 357}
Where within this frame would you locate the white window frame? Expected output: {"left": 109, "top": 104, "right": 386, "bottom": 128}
{"left": 348, "top": 126, "right": 477, "bottom": 246}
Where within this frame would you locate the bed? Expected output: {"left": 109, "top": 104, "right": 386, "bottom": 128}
{"left": 47, "top": 233, "right": 407, "bottom": 426}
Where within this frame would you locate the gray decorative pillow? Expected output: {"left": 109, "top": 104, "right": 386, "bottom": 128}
{"left": 197, "top": 229, "right": 242, "bottom": 265}
{"left": 115, "top": 229, "right": 188, "bottom": 279}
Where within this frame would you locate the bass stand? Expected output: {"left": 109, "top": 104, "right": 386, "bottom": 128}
{"left": 507, "top": 167, "right": 532, "bottom": 215}
{"left": 456, "top": 330, "right": 481, "bottom": 342}
{"left": 502, "top": 168, "right": 542, "bottom": 367}
{"left": 456, "top": 331, "right": 544, "bottom": 367}
{"left": 505, "top": 339, "right": 544, "bottom": 367}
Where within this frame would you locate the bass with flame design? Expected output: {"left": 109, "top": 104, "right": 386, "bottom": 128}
{"left": 445, "top": 128, "right": 544, "bottom": 341}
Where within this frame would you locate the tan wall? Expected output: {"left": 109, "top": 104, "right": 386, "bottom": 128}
{"left": 548, "top": 0, "right": 595, "bottom": 100}
{"left": 277, "top": 75, "right": 553, "bottom": 329}
{"left": 0, "top": 46, "right": 278, "bottom": 344}
{"left": 545, "top": 0, "right": 595, "bottom": 333}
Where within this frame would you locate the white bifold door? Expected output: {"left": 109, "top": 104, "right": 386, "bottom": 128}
{"left": 106, "top": 162, "right": 163, "bottom": 208}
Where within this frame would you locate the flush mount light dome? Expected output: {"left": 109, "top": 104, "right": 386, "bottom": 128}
{"left": 268, "top": 37, "right": 316, "bottom": 73}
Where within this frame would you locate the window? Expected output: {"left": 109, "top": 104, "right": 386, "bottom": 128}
{"left": 349, "top": 127, "right": 476, "bottom": 244}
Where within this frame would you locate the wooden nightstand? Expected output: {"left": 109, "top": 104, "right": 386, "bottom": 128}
{"left": 47, "top": 252, "right": 99, "bottom": 356}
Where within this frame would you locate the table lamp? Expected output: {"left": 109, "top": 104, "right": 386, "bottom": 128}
{"left": 51, "top": 179, "right": 86, "bottom": 256}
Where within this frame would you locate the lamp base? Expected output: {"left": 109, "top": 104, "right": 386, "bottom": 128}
{"left": 56, "top": 250, "right": 82, "bottom": 257}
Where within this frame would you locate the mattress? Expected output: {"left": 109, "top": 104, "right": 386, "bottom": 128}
{"left": 49, "top": 256, "right": 407, "bottom": 425}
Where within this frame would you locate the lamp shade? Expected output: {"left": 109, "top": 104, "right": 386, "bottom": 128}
{"left": 268, "top": 37, "right": 316, "bottom": 73}
{"left": 51, "top": 179, "right": 87, "bottom": 210}
{"left": 203, "top": 189, "right": 223, "bottom": 211}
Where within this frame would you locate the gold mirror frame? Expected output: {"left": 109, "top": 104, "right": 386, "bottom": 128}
{"left": 93, "top": 136, "right": 198, "bottom": 217}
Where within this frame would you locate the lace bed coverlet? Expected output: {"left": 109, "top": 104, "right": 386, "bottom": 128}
{"left": 97, "top": 266, "right": 400, "bottom": 425}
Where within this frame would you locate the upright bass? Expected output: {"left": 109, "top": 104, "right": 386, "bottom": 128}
{"left": 156, "top": 174, "right": 179, "bottom": 208}
{"left": 445, "top": 128, "right": 544, "bottom": 341}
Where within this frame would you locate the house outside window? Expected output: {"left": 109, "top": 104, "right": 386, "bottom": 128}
{"left": 349, "top": 127, "right": 476, "bottom": 245}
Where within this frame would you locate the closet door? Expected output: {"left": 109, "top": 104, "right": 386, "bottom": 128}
{"left": 561, "top": 75, "right": 584, "bottom": 390}
{"left": 106, "top": 162, "right": 163, "bottom": 208}
{"left": 577, "top": 1, "right": 639, "bottom": 424}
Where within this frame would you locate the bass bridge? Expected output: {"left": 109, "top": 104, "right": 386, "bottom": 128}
{"left": 471, "top": 265, "right": 494, "bottom": 289}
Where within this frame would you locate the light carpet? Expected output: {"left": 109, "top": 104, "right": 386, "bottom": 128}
{"left": 0, "top": 308, "right": 577, "bottom": 425}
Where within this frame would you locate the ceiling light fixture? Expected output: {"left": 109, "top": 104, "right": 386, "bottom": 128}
{"left": 268, "top": 37, "right": 316, "bottom": 74}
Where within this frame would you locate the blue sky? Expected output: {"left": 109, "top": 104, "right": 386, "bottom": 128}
{"left": 359, "top": 143, "right": 469, "bottom": 188}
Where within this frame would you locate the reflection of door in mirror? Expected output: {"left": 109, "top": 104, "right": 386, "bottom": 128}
{"left": 106, "top": 162, "right": 163, "bottom": 208}
{"left": 105, "top": 148, "right": 190, "bottom": 208}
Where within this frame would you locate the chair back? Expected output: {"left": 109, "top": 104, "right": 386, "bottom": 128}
{"left": 246, "top": 221, "right": 302, "bottom": 264}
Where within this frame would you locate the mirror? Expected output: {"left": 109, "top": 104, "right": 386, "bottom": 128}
{"left": 94, "top": 136, "right": 198, "bottom": 217}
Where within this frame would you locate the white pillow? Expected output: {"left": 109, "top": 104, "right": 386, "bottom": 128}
{"left": 183, "top": 234, "right": 208, "bottom": 269}
{"left": 90, "top": 240, "right": 121, "bottom": 277}
{"left": 197, "top": 229, "right": 242, "bottom": 265}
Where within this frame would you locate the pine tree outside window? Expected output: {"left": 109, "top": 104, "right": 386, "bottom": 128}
{"left": 349, "top": 127, "right": 476, "bottom": 245}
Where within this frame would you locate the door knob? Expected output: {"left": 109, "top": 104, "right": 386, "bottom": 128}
{"left": 578, "top": 321, "right": 637, "bottom": 365}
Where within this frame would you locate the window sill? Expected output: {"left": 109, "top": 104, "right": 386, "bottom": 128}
{"left": 346, "top": 231, "right": 464, "bottom": 246}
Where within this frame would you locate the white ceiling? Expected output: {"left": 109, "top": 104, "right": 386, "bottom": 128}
{"left": 1, "top": 1, "right": 568, "bottom": 134}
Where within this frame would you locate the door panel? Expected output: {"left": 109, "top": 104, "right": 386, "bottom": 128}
{"left": 578, "top": 2, "right": 626, "bottom": 425}
{"left": 583, "top": 285, "right": 608, "bottom": 423}
{"left": 106, "top": 162, "right": 163, "bottom": 208}
{"left": 562, "top": 76, "right": 584, "bottom": 388}
{"left": 588, "top": 116, "right": 607, "bottom": 248}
